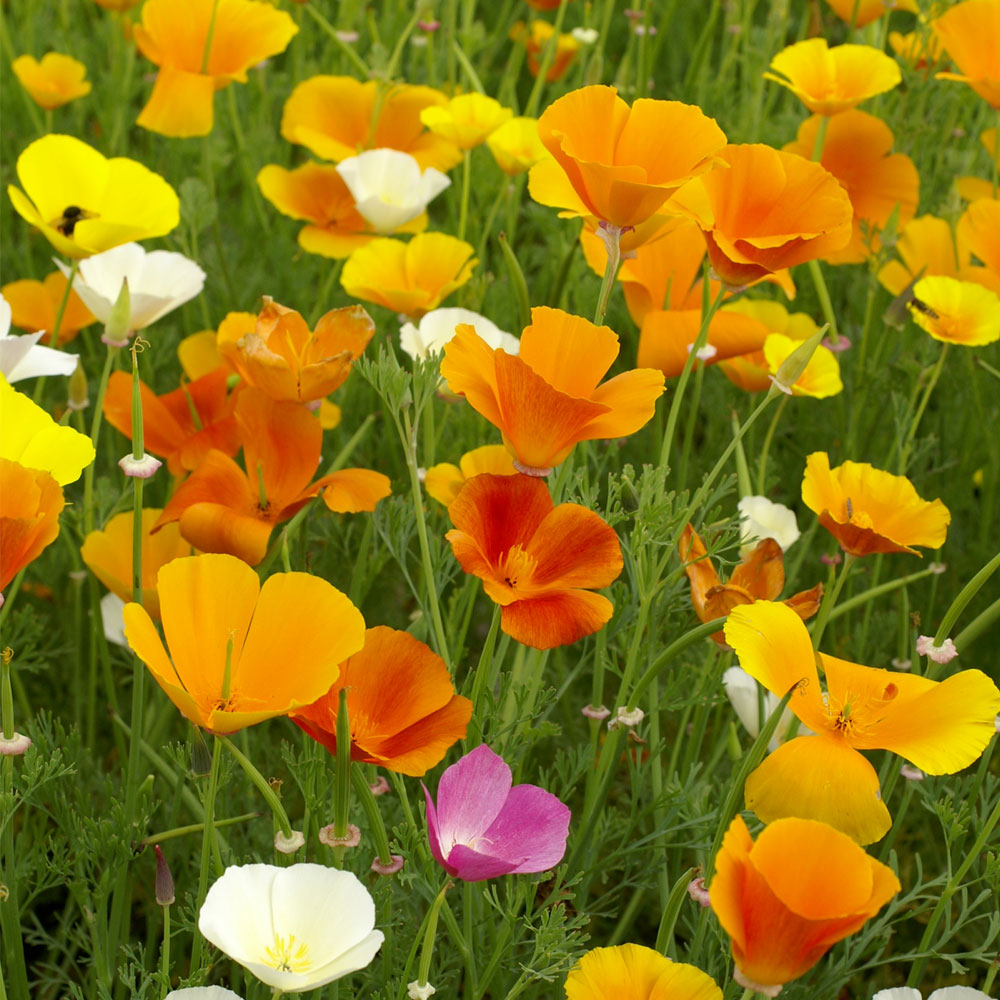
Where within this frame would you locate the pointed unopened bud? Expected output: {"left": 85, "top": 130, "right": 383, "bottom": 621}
{"left": 768, "top": 325, "right": 826, "bottom": 398}
{"left": 102, "top": 278, "right": 132, "bottom": 347}
{"left": 154, "top": 845, "right": 175, "bottom": 905}
{"left": 67, "top": 363, "right": 89, "bottom": 411}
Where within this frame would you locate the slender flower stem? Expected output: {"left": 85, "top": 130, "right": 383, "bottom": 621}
{"left": 414, "top": 882, "right": 452, "bottom": 993}
{"left": 141, "top": 813, "right": 259, "bottom": 846}
{"left": 467, "top": 605, "right": 502, "bottom": 748}
{"left": 932, "top": 547, "right": 1000, "bottom": 649}
{"left": 51, "top": 259, "right": 78, "bottom": 349}
{"left": 199, "top": 0, "right": 221, "bottom": 74}
{"left": 332, "top": 689, "right": 352, "bottom": 866}
{"left": 828, "top": 563, "right": 944, "bottom": 622}
{"left": 755, "top": 394, "right": 788, "bottom": 494}
{"left": 301, "top": 2, "right": 370, "bottom": 76}
{"left": 592, "top": 226, "right": 622, "bottom": 326}
{"left": 219, "top": 735, "right": 293, "bottom": 838}
{"left": 809, "top": 553, "right": 856, "bottom": 650}
{"left": 160, "top": 905, "right": 171, "bottom": 995}
{"left": 807, "top": 258, "right": 841, "bottom": 346}
{"left": 897, "top": 343, "right": 949, "bottom": 473}
{"left": 189, "top": 734, "right": 223, "bottom": 972}
{"left": 522, "top": 0, "right": 569, "bottom": 117}
{"left": 350, "top": 765, "right": 394, "bottom": 866}
{"left": 457, "top": 149, "right": 472, "bottom": 243}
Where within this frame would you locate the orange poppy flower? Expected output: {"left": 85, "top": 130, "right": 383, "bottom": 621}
{"left": 957, "top": 197, "right": 1000, "bottom": 294}
{"left": 877, "top": 214, "right": 969, "bottom": 296}
{"left": 12, "top": 52, "right": 91, "bottom": 110}
{"left": 102, "top": 366, "right": 242, "bottom": 477}
{"left": 889, "top": 28, "right": 944, "bottom": 70}
{"left": 764, "top": 39, "right": 901, "bottom": 115}
{"left": 155, "top": 388, "right": 390, "bottom": 565}
{"left": 669, "top": 144, "right": 854, "bottom": 288}
{"left": 446, "top": 473, "right": 623, "bottom": 649}
{"left": 710, "top": 814, "right": 900, "bottom": 993}
{"left": 2, "top": 271, "right": 95, "bottom": 345}
{"left": 257, "top": 161, "right": 427, "bottom": 260}
{"left": 424, "top": 445, "right": 518, "bottom": 506}
{"left": 823, "top": 0, "right": 916, "bottom": 28}
{"left": 784, "top": 111, "right": 919, "bottom": 265}
{"left": 0, "top": 458, "right": 64, "bottom": 596}
{"left": 725, "top": 601, "right": 1000, "bottom": 844}
{"left": 679, "top": 525, "right": 822, "bottom": 645}
{"left": 291, "top": 626, "right": 472, "bottom": 776}
{"left": 341, "top": 234, "right": 477, "bottom": 319}
{"left": 933, "top": 0, "right": 1000, "bottom": 108}
{"left": 123, "top": 553, "right": 366, "bottom": 733}
{"left": 535, "top": 85, "right": 726, "bottom": 230}
{"left": 135, "top": 0, "right": 298, "bottom": 137}
{"left": 280, "top": 76, "right": 462, "bottom": 172}
{"left": 956, "top": 128, "right": 1000, "bottom": 201}
{"left": 80, "top": 510, "right": 192, "bottom": 620}
{"left": 217, "top": 296, "right": 374, "bottom": 404}
{"left": 441, "top": 306, "right": 665, "bottom": 474}
{"left": 802, "top": 451, "right": 950, "bottom": 557}
{"left": 909, "top": 275, "right": 1000, "bottom": 345}
{"left": 510, "top": 21, "right": 580, "bottom": 82}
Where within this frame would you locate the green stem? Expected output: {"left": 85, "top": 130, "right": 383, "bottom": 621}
{"left": 522, "top": 0, "right": 569, "bottom": 117}
{"left": 141, "top": 812, "right": 259, "bottom": 846}
{"left": 755, "top": 394, "right": 788, "bottom": 494}
{"left": 301, "top": 2, "right": 370, "bottom": 76}
{"left": 52, "top": 259, "right": 78, "bottom": 348}
{"left": 415, "top": 882, "right": 452, "bottom": 992}
{"left": 351, "top": 765, "right": 393, "bottom": 865}
{"left": 160, "top": 904, "right": 170, "bottom": 997}
{"left": 933, "top": 548, "right": 1000, "bottom": 648}
{"left": 898, "top": 343, "right": 949, "bottom": 474}
{"left": 199, "top": 0, "right": 221, "bottom": 74}
{"left": 592, "top": 227, "right": 622, "bottom": 326}
{"left": 189, "top": 734, "right": 223, "bottom": 972}
{"left": 219, "top": 735, "right": 292, "bottom": 837}
{"left": 807, "top": 258, "right": 841, "bottom": 346}
{"left": 828, "top": 563, "right": 944, "bottom": 622}
{"left": 809, "top": 552, "right": 855, "bottom": 650}
{"left": 467, "top": 605, "right": 502, "bottom": 748}
{"left": 457, "top": 150, "right": 471, "bottom": 243}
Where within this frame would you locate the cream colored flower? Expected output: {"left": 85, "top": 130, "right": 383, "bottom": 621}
{"left": 399, "top": 307, "right": 518, "bottom": 361}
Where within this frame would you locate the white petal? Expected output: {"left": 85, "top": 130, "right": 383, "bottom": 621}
{"left": 0, "top": 330, "right": 78, "bottom": 382}
{"left": 399, "top": 321, "right": 427, "bottom": 361}
{"left": 401, "top": 308, "right": 514, "bottom": 359}
{"left": 0, "top": 294, "right": 12, "bottom": 337}
{"left": 872, "top": 991, "right": 922, "bottom": 1000}
{"left": 927, "top": 990, "right": 995, "bottom": 1000}
{"left": 737, "top": 495, "right": 800, "bottom": 553}
{"left": 100, "top": 593, "right": 129, "bottom": 648}
{"left": 165, "top": 989, "right": 246, "bottom": 1000}
{"left": 198, "top": 863, "right": 280, "bottom": 966}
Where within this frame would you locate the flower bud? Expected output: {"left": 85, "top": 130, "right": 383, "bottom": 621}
{"left": 768, "top": 325, "right": 826, "bottom": 398}
{"left": 102, "top": 277, "right": 132, "bottom": 347}
{"left": 154, "top": 845, "right": 175, "bottom": 906}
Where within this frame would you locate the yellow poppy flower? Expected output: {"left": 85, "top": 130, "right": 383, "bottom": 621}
{"left": 135, "top": 0, "right": 298, "bottom": 137}
{"left": 424, "top": 445, "right": 517, "bottom": 505}
{"left": 7, "top": 135, "right": 180, "bottom": 259}
{"left": 933, "top": 0, "right": 1000, "bottom": 108}
{"left": 341, "top": 233, "right": 477, "bottom": 318}
{"left": 764, "top": 38, "right": 901, "bottom": 115}
{"left": 909, "top": 275, "right": 1000, "bottom": 346}
{"left": 420, "top": 93, "right": 513, "bottom": 150}
{"left": 12, "top": 52, "right": 91, "bottom": 110}
{"left": 725, "top": 601, "right": 1000, "bottom": 843}
{"left": 565, "top": 944, "right": 722, "bottom": 1000}
{"left": 801, "top": 451, "right": 950, "bottom": 557}
{"left": 0, "top": 373, "right": 95, "bottom": 485}
{"left": 877, "top": 215, "right": 969, "bottom": 296}
{"left": 762, "top": 333, "right": 843, "bottom": 398}
{"left": 486, "top": 116, "right": 550, "bottom": 176}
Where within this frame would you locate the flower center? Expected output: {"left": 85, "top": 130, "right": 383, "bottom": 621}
{"left": 263, "top": 933, "right": 312, "bottom": 973}
{"left": 844, "top": 497, "right": 874, "bottom": 530}
{"left": 498, "top": 544, "right": 537, "bottom": 590}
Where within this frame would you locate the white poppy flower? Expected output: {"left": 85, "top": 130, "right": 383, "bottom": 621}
{"left": 336, "top": 149, "right": 451, "bottom": 234}
{"left": 0, "top": 293, "right": 78, "bottom": 382}
{"left": 166, "top": 989, "right": 245, "bottom": 1000}
{"left": 100, "top": 592, "right": 128, "bottom": 648}
{"left": 737, "top": 495, "right": 800, "bottom": 554}
{"left": 400, "top": 307, "right": 518, "bottom": 362}
{"left": 722, "top": 666, "right": 809, "bottom": 750}
{"left": 873, "top": 989, "right": 994, "bottom": 1000}
{"left": 198, "top": 863, "right": 384, "bottom": 994}
{"left": 57, "top": 243, "right": 205, "bottom": 332}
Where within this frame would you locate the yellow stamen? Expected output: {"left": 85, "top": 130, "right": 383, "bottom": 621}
{"left": 263, "top": 933, "right": 312, "bottom": 973}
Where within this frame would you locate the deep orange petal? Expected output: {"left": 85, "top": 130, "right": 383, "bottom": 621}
{"left": 501, "top": 589, "right": 614, "bottom": 649}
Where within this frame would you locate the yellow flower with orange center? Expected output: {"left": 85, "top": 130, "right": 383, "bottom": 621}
{"left": 933, "top": 0, "right": 1000, "bottom": 108}
{"left": 764, "top": 38, "right": 901, "bottom": 115}
{"left": 564, "top": 944, "right": 722, "bottom": 1000}
{"left": 419, "top": 93, "right": 513, "bottom": 150}
{"left": 725, "top": 601, "right": 1000, "bottom": 844}
{"left": 909, "top": 275, "right": 1000, "bottom": 346}
{"left": 341, "top": 233, "right": 477, "bottom": 319}
{"left": 134, "top": 0, "right": 298, "bottom": 137}
{"left": 12, "top": 53, "right": 91, "bottom": 110}
{"left": 802, "top": 451, "right": 950, "bottom": 557}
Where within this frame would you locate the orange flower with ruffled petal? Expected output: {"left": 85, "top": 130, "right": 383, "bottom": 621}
{"left": 441, "top": 306, "right": 664, "bottom": 473}
{"left": 784, "top": 110, "right": 919, "bottom": 264}
{"left": 764, "top": 39, "right": 901, "bottom": 115}
{"left": 155, "top": 388, "right": 390, "bottom": 565}
{"left": 802, "top": 451, "right": 950, "bottom": 557}
{"left": 81, "top": 510, "right": 192, "bottom": 620}
{"left": 446, "top": 474, "right": 623, "bottom": 649}
{"left": 425, "top": 445, "right": 518, "bottom": 506}
{"left": 123, "top": 553, "right": 366, "bottom": 733}
{"left": 2, "top": 271, "right": 95, "bottom": 345}
{"left": 511, "top": 21, "right": 580, "bottom": 82}
{"left": 281, "top": 76, "right": 462, "bottom": 171}
{"left": 0, "top": 458, "right": 64, "bottom": 596}
{"left": 102, "top": 366, "right": 242, "bottom": 477}
{"left": 679, "top": 525, "right": 822, "bottom": 645}
{"left": 341, "top": 234, "right": 476, "bottom": 319}
{"left": 534, "top": 85, "right": 726, "bottom": 231}
{"left": 135, "top": 0, "right": 297, "bottom": 137}
{"left": 726, "top": 601, "right": 1000, "bottom": 844}
{"left": 291, "top": 626, "right": 472, "bottom": 776}
{"left": 933, "top": 0, "right": 1000, "bottom": 108}
{"left": 824, "top": 0, "right": 916, "bottom": 28}
{"left": 12, "top": 52, "right": 91, "bottom": 110}
{"left": 670, "top": 144, "right": 853, "bottom": 287}
{"left": 217, "top": 296, "right": 373, "bottom": 404}
{"left": 711, "top": 814, "right": 900, "bottom": 992}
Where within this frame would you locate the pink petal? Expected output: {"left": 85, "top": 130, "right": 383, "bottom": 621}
{"left": 479, "top": 784, "right": 570, "bottom": 874}
{"left": 433, "top": 745, "right": 512, "bottom": 851}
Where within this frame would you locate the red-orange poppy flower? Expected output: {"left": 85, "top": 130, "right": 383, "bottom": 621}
{"left": 679, "top": 525, "right": 822, "bottom": 645}
{"left": 669, "top": 144, "right": 854, "bottom": 287}
{"left": 256, "top": 161, "right": 428, "bottom": 260}
{"left": 441, "top": 306, "right": 664, "bottom": 473}
{"left": 824, "top": 0, "right": 916, "bottom": 28}
{"left": 784, "top": 111, "right": 919, "bottom": 265}
{"left": 281, "top": 76, "right": 462, "bottom": 172}
{"left": 726, "top": 601, "right": 1000, "bottom": 844}
{"left": 80, "top": 509, "right": 192, "bottom": 620}
{"left": 155, "top": 388, "right": 390, "bottom": 565}
{"left": 933, "top": 0, "right": 1000, "bottom": 108}
{"left": 710, "top": 815, "right": 900, "bottom": 994}
{"left": 123, "top": 553, "right": 366, "bottom": 733}
{"left": 2, "top": 271, "right": 95, "bottom": 345}
{"left": 511, "top": 21, "right": 580, "bottom": 82}
{"left": 802, "top": 451, "right": 950, "bottom": 557}
{"left": 535, "top": 85, "right": 726, "bottom": 231}
{"left": 217, "top": 296, "right": 374, "bottom": 404}
{"left": 0, "top": 458, "right": 64, "bottom": 597}
{"left": 291, "top": 626, "right": 473, "bottom": 776}
{"left": 135, "top": 0, "right": 298, "bottom": 137}
{"left": 447, "top": 474, "right": 623, "bottom": 649}
{"left": 103, "top": 365, "right": 242, "bottom": 477}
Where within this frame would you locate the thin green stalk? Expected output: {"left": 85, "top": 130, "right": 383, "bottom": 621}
{"left": 522, "top": 0, "right": 569, "bottom": 117}
{"left": 225, "top": 86, "right": 269, "bottom": 234}
{"left": 457, "top": 150, "right": 472, "bottom": 243}
{"left": 350, "top": 766, "right": 393, "bottom": 866}
{"left": 807, "top": 258, "right": 841, "bottom": 346}
{"left": 219, "top": 735, "right": 293, "bottom": 838}
{"left": 301, "top": 2, "right": 370, "bottom": 76}
{"left": 331, "top": 689, "right": 352, "bottom": 866}
{"left": 199, "top": 0, "right": 221, "bottom": 73}
{"left": 828, "top": 563, "right": 944, "bottom": 622}
{"left": 954, "top": 595, "right": 1000, "bottom": 649}
{"left": 141, "top": 813, "right": 259, "bottom": 846}
{"left": 677, "top": 358, "right": 706, "bottom": 489}
{"left": 189, "top": 734, "right": 223, "bottom": 972}
{"left": 755, "top": 394, "right": 788, "bottom": 494}
{"left": 51, "top": 259, "right": 78, "bottom": 351}
{"left": 160, "top": 905, "right": 170, "bottom": 997}
{"left": 413, "top": 882, "right": 451, "bottom": 996}
{"left": 933, "top": 548, "right": 1000, "bottom": 649}
{"left": 467, "top": 605, "right": 502, "bottom": 748}
{"left": 897, "top": 343, "right": 949, "bottom": 473}
{"left": 809, "top": 553, "right": 855, "bottom": 650}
